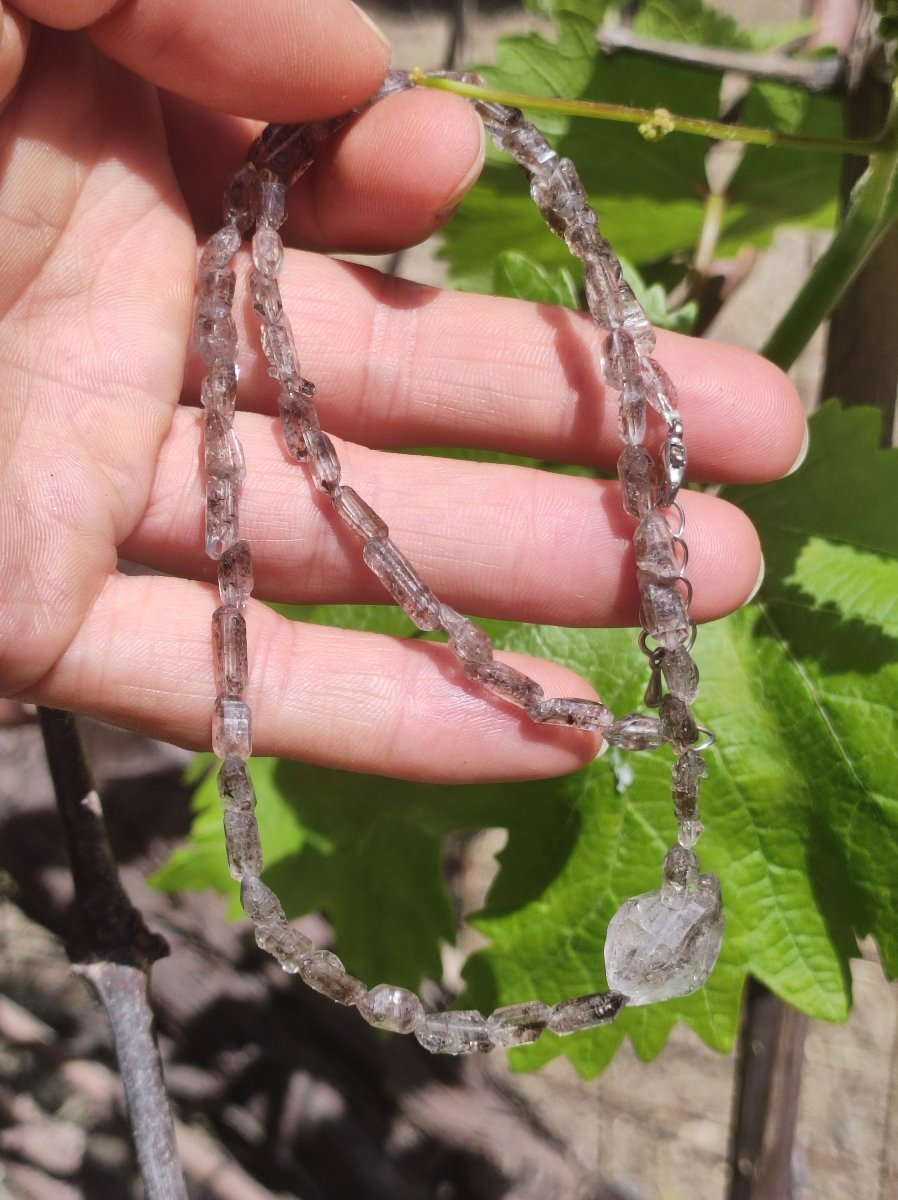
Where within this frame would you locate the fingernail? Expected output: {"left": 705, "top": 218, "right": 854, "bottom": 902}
{"left": 745, "top": 553, "right": 766, "bottom": 605}
{"left": 594, "top": 738, "right": 609, "bottom": 761}
{"left": 349, "top": 2, "right": 391, "bottom": 50}
{"left": 435, "top": 116, "right": 486, "bottom": 222}
{"left": 784, "top": 422, "right": 810, "bottom": 476}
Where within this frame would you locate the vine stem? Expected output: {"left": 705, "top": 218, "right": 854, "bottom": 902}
{"left": 411, "top": 68, "right": 882, "bottom": 155}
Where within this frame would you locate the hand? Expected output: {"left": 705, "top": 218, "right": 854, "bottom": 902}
{"left": 0, "top": 1, "right": 805, "bottom": 783}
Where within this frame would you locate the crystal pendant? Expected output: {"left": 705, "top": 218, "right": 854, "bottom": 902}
{"left": 603, "top": 874, "right": 724, "bottom": 1006}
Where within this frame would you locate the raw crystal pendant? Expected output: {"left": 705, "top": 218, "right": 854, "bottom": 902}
{"left": 604, "top": 874, "right": 724, "bottom": 1006}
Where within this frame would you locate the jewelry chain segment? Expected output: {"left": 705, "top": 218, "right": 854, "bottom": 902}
{"left": 194, "top": 70, "right": 724, "bottom": 1055}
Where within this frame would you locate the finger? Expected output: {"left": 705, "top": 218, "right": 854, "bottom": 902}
{"left": 0, "top": 4, "right": 30, "bottom": 111}
{"left": 18, "top": 0, "right": 390, "bottom": 121}
{"left": 28, "top": 574, "right": 604, "bottom": 783}
{"left": 183, "top": 253, "right": 807, "bottom": 482}
{"left": 163, "top": 87, "right": 485, "bottom": 250}
{"left": 121, "top": 408, "right": 762, "bottom": 627}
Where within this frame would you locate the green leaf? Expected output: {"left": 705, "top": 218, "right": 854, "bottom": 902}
{"left": 492, "top": 249, "right": 579, "bottom": 306}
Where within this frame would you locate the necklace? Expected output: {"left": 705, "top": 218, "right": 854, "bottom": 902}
{"left": 193, "top": 69, "right": 724, "bottom": 1055}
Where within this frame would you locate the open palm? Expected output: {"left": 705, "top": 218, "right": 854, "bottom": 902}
{"left": 0, "top": 2, "right": 805, "bottom": 783}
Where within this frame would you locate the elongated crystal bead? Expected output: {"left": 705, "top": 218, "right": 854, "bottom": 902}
{"left": 487, "top": 1001, "right": 549, "bottom": 1047}
{"left": 299, "top": 950, "right": 365, "bottom": 1005}
{"left": 672, "top": 750, "right": 707, "bottom": 820}
{"left": 212, "top": 697, "right": 251, "bottom": 759}
{"left": 603, "top": 329, "right": 642, "bottom": 390}
{"left": 584, "top": 255, "right": 625, "bottom": 330}
{"left": 640, "top": 577, "right": 691, "bottom": 649}
{"left": 206, "top": 479, "right": 239, "bottom": 560}
{"left": 249, "top": 269, "right": 284, "bottom": 324}
{"left": 618, "top": 445, "right": 656, "bottom": 518}
{"left": 201, "top": 362, "right": 237, "bottom": 422}
{"left": 604, "top": 713, "right": 664, "bottom": 751}
{"left": 196, "top": 313, "right": 238, "bottom": 366}
{"left": 660, "top": 694, "right": 698, "bottom": 751}
{"left": 640, "top": 358, "right": 678, "bottom": 419}
{"left": 252, "top": 227, "right": 283, "bottom": 277}
{"left": 620, "top": 285, "right": 656, "bottom": 355}
{"left": 362, "top": 538, "right": 442, "bottom": 631}
{"left": 224, "top": 809, "right": 263, "bottom": 880}
{"left": 255, "top": 924, "right": 312, "bottom": 973}
{"left": 531, "top": 696, "right": 613, "bottom": 730}
{"left": 200, "top": 224, "right": 241, "bottom": 271}
{"left": 258, "top": 174, "right": 287, "bottom": 229}
{"left": 547, "top": 991, "right": 626, "bottom": 1035}
{"left": 501, "top": 124, "right": 557, "bottom": 170}
{"left": 212, "top": 605, "right": 248, "bottom": 699}
{"left": 278, "top": 391, "right": 319, "bottom": 460}
{"left": 218, "top": 540, "right": 254, "bottom": 610}
{"left": 604, "top": 874, "right": 724, "bottom": 1006}
{"left": 198, "top": 267, "right": 236, "bottom": 319}
{"left": 415, "top": 1010, "right": 492, "bottom": 1056}
{"left": 240, "top": 875, "right": 285, "bottom": 927}
{"left": 464, "top": 659, "right": 544, "bottom": 710}
{"left": 332, "top": 486, "right": 388, "bottom": 540}
{"left": 661, "top": 844, "right": 699, "bottom": 907}
{"left": 261, "top": 319, "right": 299, "bottom": 381}
{"left": 634, "top": 512, "right": 678, "bottom": 578}
{"left": 303, "top": 428, "right": 341, "bottom": 493}
{"left": 356, "top": 984, "right": 424, "bottom": 1034}
{"left": 660, "top": 646, "right": 699, "bottom": 703}
{"left": 218, "top": 755, "right": 255, "bottom": 811}
{"left": 439, "top": 605, "right": 493, "bottom": 664}
{"left": 677, "top": 818, "right": 704, "bottom": 849}
{"left": 204, "top": 409, "right": 246, "bottom": 483}
{"left": 224, "top": 163, "right": 258, "bottom": 231}
{"left": 618, "top": 383, "right": 647, "bottom": 445}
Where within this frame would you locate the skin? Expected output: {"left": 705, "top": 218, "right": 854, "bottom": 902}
{"left": 0, "top": 1, "right": 806, "bottom": 783}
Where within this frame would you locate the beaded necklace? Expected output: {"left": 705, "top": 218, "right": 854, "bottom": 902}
{"left": 193, "top": 70, "right": 723, "bottom": 1055}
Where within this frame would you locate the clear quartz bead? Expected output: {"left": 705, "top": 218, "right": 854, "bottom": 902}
{"left": 584, "top": 254, "right": 625, "bottom": 330}
{"left": 620, "top": 285, "right": 656, "bottom": 355}
{"left": 255, "top": 924, "right": 313, "bottom": 973}
{"left": 362, "top": 538, "right": 442, "bottom": 631}
{"left": 618, "top": 445, "right": 656, "bottom": 518}
{"left": 661, "top": 844, "right": 699, "bottom": 907}
{"left": 660, "top": 646, "right": 699, "bottom": 703}
{"left": 641, "top": 358, "right": 679, "bottom": 419}
{"left": 677, "top": 818, "right": 704, "bottom": 849}
{"left": 196, "top": 313, "right": 238, "bottom": 366}
{"left": 206, "top": 479, "right": 239, "bottom": 560}
{"left": 299, "top": 950, "right": 365, "bottom": 1005}
{"left": 640, "top": 576, "right": 691, "bottom": 649}
{"left": 249, "top": 270, "right": 284, "bottom": 324}
{"left": 603, "top": 329, "right": 642, "bottom": 390}
{"left": 332, "top": 486, "right": 388, "bottom": 540}
{"left": 198, "top": 267, "right": 236, "bottom": 319}
{"left": 224, "top": 163, "right": 258, "bottom": 231}
{"left": 261, "top": 319, "right": 299, "bottom": 381}
{"left": 439, "top": 605, "right": 494, "bottom": 664}
{"left": 357, "top": 984, "right": 425, "bottom": 1034}
{"left": 531, "top": 696, "right": 613, "bottom": 730}
{"left": 200, "top": 224, "right": 242, "bottom": 271}
{"left": 252, "top": 226, "right": 284, "bottom": 277}
{"left": 487, "top": 1001, "right": 549, "bottom": 1047}
{"left": 278, "top": 390, "right": 320, "bottom": 459}
{"left": 212, "top": 605, "right": 248, "bottom": 699}
{"left": 303, "top": 428, "right": 341, "bottom": 493}
{"left": 201, "top": 362, "right": 238, "bottom": 422}
{"left": 659, "top": 694, "right": 698, "bottom": 751}
{"left": 258, "top": 174, "right": 287, "bottom": 228}
{"left": 547, "top": 990, "right": 626, "bottom": 1035}
{"left": 223, "top": 809, "right": 263, "bottom": 880}
{"left": 634, "top": 512, "right": 678, "bottom": 578}
{"left": 464, "top": 659, "right": 544, "bottom": 710}
{"left": 204, "top": 409, "right": 246, "bottom": 483}
{"left": 415, "top": 1010, "right": 492, "bottom": 1056}
{"left": 672, "top": 750, "right": 707, "bottom": 820}
{"left": 218, "top": 756, "right": 255, "bottom": 811}
{"left": 240, "top": 875, "right": 285, "bottom": 927}
{"left": 504, "top": 124, "right": 558, "bottom": 171}
{"left": 618, "top": 383, "right": 647, "bottom": 445}
{"left": 212, "top": 697, "right": 251, "bottom": 759}
{"left": 604, "top": 873, "right": 724, "bottom": 1006}
{"left": 604, "top": 713, "right": 665, "bottom": 751}
{"left": 218, "top": 540, "right": 254, "bottom": 610}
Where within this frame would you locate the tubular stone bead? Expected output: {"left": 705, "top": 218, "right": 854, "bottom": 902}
{"left": 356, "top": 984, "right": 425, "bottom": 1034}
{"left": 564, "top": 213, "right": 602, "bottom": 260}
{"left": 201, "top": 362, "right": 238, "bottom": 422}
{"left": 661, "top": 844, "right": 700, "bottom": 907}
{"left": 258, "top": 173, "right": 288, "bottom": 228}
{"left": 464, "top": 659, "right": 544, "bottom": 711}
{"left": 584, "top": 255, "right": 625, "bottom": 330}
{"left": 200, "top": 223, "right": 242, "bottom": 271}
{"left": 487, "top": 1001, "right": 550, "bottom": 1047}
{"left": 278, "top": 391, "right": 319, "bottom": 460}
{"left": 661, "top": 646, "right": 699, "bottom": 703}
{"left": 255, "top": 924, "right": 313, "bottom": 973}
{"left": 438, "top": 604, "right": 494, "bottom": 665}
{"left": 672, "top": 750, "right": 707, "bottom": 821}
{"left": 639, "top": 576, "right": 692, "bottom": 649}
{"left": 217, "top": 755, "right": 256, "bottom": 812}
{"left": 331, "top": 486, "right": 389, "bottom": 541}
{"left": 223, "top": 809, "right": 263, "bottom": 880}
{"left": 618, "top": 383, "right": 647, "bottom": 445}
{"left": 498, "top": 123, "right": 558, "bottom": 170}
{"left": 547, "top": 991, "right": 626, "bottom": 1035}
{"left": 677, "top": 818, "right": 704, "bottom": 849}
{"left": 362, "top": 538, "right": 442, "bottom": 631}
{"left": 620, "top": 284, "right": 656, "bottom": 355}
{"left": 299, "top": 950, "right": 366, "bottom": 1006}
{"left": 204, "top": 408, "right": 246, "bottom": 483}
{"left": 198, "top": 267, "right": 236, "bottom": 319}
{"left": 640, "top": 358, "right": 679, "bottom": 419}
{"left": 604, "top": 713, "right": 665, "bottom": 751}
{"left": 602, "top": 329, "right": 642, "bottom": 391}
{"left": 634, "top": 511, "right": 679, "bottom": 579}
{"left": 249, "top": 122, "right": 316, "bottom": 182}
{"left": 205, "top": 479, "right": 239, "bottom": 560}
{"left": 240, "top": 875, "right": 286, "bottom": 927}
{"left": 212, "top": 697, "right": 252, "bottom": 760}
{"left": 530, "top": 696, "right": 613, "bottom": 731}
{"left": 415, "top": 1011, "right": 493, "bottom": 1056}
{"left": 223, "top": 163, "right": 258, "bottom": 232}
{"left": 303, "top": 428, "right": 342, "bottom": 493}
{"left": 252, "top": 226, "right": 284, "bottom": 277}
{"left": 196, "top": 313, "right": 238, "bottom": 366}
{"left": 249, "top": 269, "right": 284, "bottom": 324}
{"left": 618, "top": 445, "right": 657, "bottom": 518}
{"left": 212, "top": 605, "right": 249, "bottom": 699}
{"left": 218, "top": 540, "right": 254, "bottom": 610}
{"left": 261, "top": 318, "right": 299, "bottom": 381}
